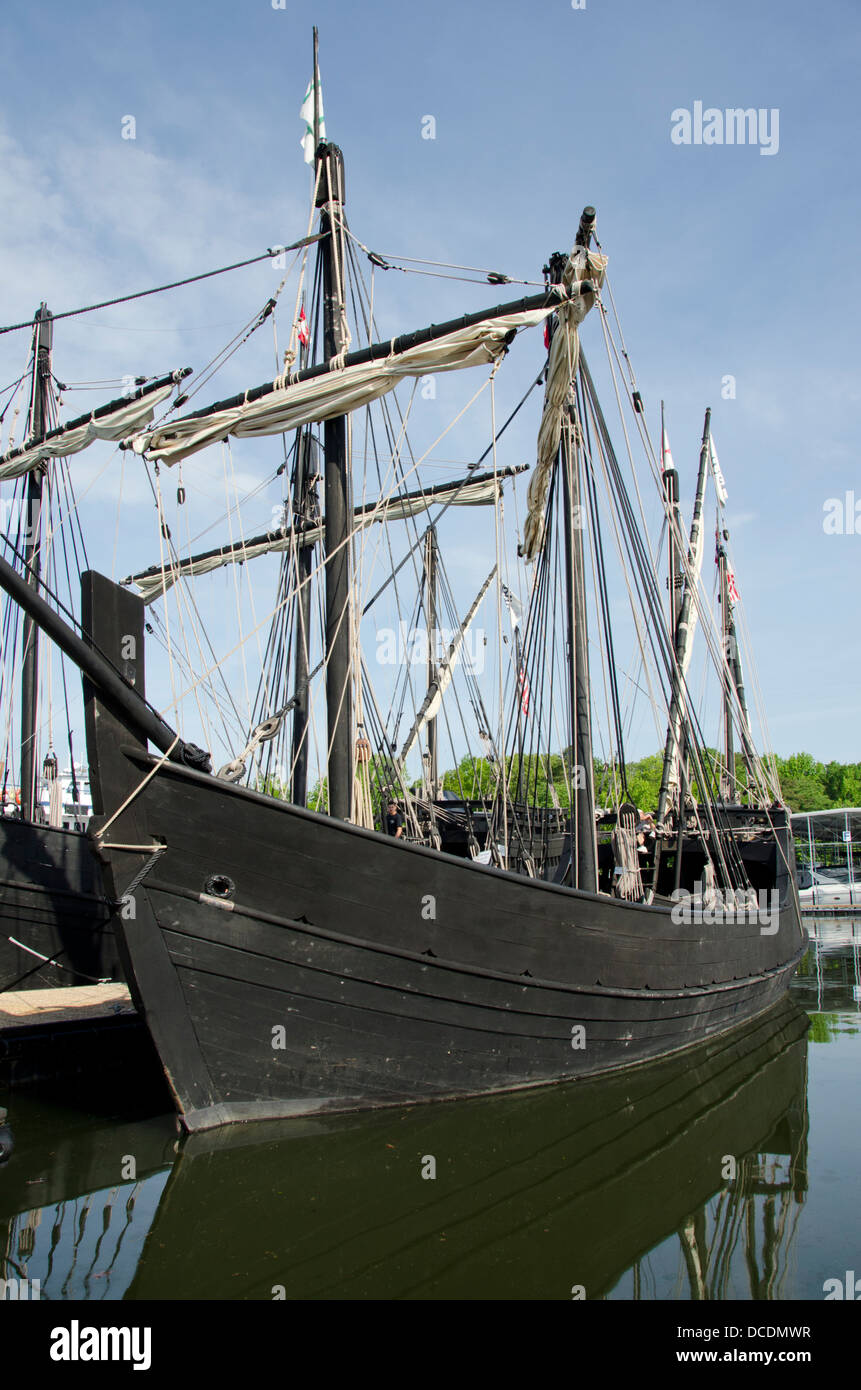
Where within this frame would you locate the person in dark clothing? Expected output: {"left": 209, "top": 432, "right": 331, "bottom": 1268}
{"left": 385, "top": 799, "right": 405, "bottom": 838}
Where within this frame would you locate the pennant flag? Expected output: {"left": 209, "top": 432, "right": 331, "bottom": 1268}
{"left": 709, "top": 435, "right": 728, "bottom": 506}
{"left": 661, "top": 426, "right": 675, "bottom": 473}
{"left": 501, "top": 582, "right": 523, "bottom": 630}
{"left": 300, "top": 75, "right": 325, "bottom": 164}
{"left": 297, "top": 306, "right": 310, "bottom": 347}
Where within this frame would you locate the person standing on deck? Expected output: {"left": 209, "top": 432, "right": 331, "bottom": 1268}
{"left": 385, "top": 799, "right": 405, "bottom": 838}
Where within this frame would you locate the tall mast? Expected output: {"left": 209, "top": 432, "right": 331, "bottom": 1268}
{"left": 561, "top": 419, "right": 598, "bottom": 891}
{"left": 718, "top": 538, "right": 735, "bottom": 802}
{"left": 662, "top": 401, "right": 684, "bottom": 642}
{"left": 288, "top": 236, "right": 316, "bottom": 808}
{"left": 655, "top": 408, "right": 711, "bottom": 828}
{"left": 290, "top": 415, "right": 317, "bottom": 808}
{"left": 424, "top": 526, "right": 438, "bottom": 800}
{"left": 312, "top": 27, "right": 321, "bottom": 153}
{"left": 20, "top": 303, "right": 52, "bottom": 822}
{"left": 548, "top": 218, "right": 597, "bottom": 893}
{"left": 512, "top": 611, "right": 526, "bottom": 804}
{"left": 717, "top": 519, "right": 756, "bottom": 800}
{"left": 317, "top": 130, "right": 353, "bottom": 820}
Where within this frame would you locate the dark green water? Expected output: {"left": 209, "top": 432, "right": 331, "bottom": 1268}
{"left": 1, "top": 918, "right": 859, "bottom": 1300}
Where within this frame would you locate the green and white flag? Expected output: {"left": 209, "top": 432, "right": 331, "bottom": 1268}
{"left": 300, "top": 75, "right": 325, "bottom": 163}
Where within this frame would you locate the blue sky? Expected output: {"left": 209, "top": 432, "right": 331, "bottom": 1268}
{"left": 0, "top": 0, "right": 859, "bottom": 778}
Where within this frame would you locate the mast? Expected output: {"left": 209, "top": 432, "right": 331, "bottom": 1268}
{"left": 717, "top": 520, "right": 756, "bottom": 799}
{"left": 19, "top": 303, "right": 52, "bottom": 822}
{"left": 290, "top": 423, "right": 317, "bottom": 808}
{"left": 662, "top": 402, "right": 684, "bottom": 642}
{"left": 424, "top": 526, "right": 438, "bottom": 800}
{"left": 549, "top": 213, "right": 598, "bottom": 892}
{"left": 655, "top": 408, "right": 711, "bottom": 828}
{"left": 317, "top": 136, "right": 353, "bottom": 821}
{"left": 512, "top": 608, "right": 526, "bottom": 804}
{"left": 312, "top": 28, "right": 321, "bottom": 152}
{"left": 289, "top": 277, "right": 317, "bottom": 807}
{"left": 718, "top": 537, "right": 735, "bottom": 802}
{"left": 561, "top": 419, "right": 598, "bottom": 891}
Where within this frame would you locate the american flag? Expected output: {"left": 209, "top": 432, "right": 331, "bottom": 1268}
{"left": 726, "top": 569, "right": 740, "bottom": 605}
{"left": 517, "top": 666, "right": 530, "bottom": 716}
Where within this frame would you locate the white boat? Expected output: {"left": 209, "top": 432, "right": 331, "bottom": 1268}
{"left": 35, "top": 762, "right": 93, "bottom": 833}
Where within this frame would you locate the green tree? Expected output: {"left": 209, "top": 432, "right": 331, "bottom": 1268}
{"left": 774, "top": 751, "right": 830, "bottom": 811}
{"left": 623, "top": 753, "right": 664, "bottom": 812}
{"left": 823, "top": 760, "right": 861, "bottom": 806}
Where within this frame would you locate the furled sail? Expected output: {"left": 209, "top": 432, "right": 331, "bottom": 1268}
{"left": 398, "top": 565, "right": 496, "bottom": 766}
{"left": 520, "top": 244, "right": 607, "bottom": 561}
{"left": 124, "top": 467, "right": 522, "bottom": 604}
{"left": 126, "top": 289, "right": 575, "bottom": 468}
{"left": 0, "top": 371, "right": 190, "bottom": 481}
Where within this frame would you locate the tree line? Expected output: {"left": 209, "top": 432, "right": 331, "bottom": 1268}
{"left": 286, "top": 748, "right": 860, "bottom": 815}
{"left": 440, "top": 749, "right": 861, "bottom": 814}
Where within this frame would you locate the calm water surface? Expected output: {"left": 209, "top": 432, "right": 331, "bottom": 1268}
{"left": 1, "top": 917, "right": 859, "bottom": 1300}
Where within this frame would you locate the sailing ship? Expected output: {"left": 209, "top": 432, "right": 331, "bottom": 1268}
{"left": 0, "top": 312, "right": 189, "bottom": 989}
{"left": 0, "top": 41, "right": 805, "bottom": 1129}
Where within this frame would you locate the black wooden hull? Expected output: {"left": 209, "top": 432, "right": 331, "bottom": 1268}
{"left": 93, "top": 744, "right": 806, "bottom": 1132}
{"left": 0, "top": 818, "right": 117, "bottom": 990}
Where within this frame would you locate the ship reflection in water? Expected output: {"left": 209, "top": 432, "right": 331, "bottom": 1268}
{"left": 1, "top": 933, "right": 859, "bottom": 1300}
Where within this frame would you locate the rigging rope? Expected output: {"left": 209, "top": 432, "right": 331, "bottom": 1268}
{"left": 0, "top": 234, "right": 325, "bottom": 337}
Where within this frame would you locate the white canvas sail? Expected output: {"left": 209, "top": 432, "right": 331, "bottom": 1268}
{"left": 127, "top": 471, "right": 510, "bottom": 605}
{"left": 128, "top": 307, "right": 556, "bottom": 468}
{"left": 520, "top": 243, "right": 607, "bottom": 561}
{"left": 0, "top": 379, "right": 181, "bottom": 481}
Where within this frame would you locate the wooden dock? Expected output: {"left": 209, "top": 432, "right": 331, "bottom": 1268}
{"left": 0, "top": 982, "right": 133, "bottom": 1029}
{"left": 0, "top": 982, "right": 161, "bottom": 1090}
